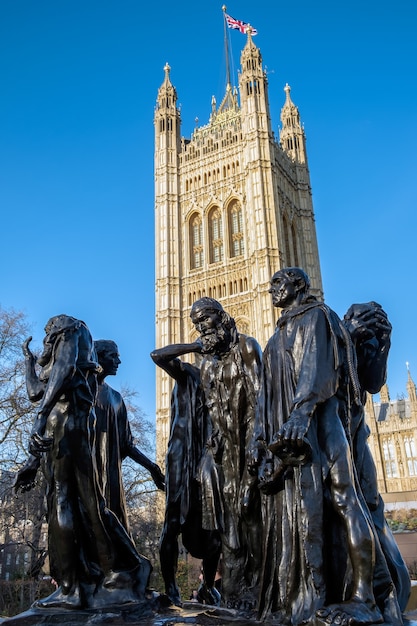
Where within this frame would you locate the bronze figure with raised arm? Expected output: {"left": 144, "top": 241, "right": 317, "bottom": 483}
{"left": 14, "top": 316, "right": 151, "bottom": 610}
{"left": 151, "top": 339, "right": 221, "bottom": 607}
{"left": 188, "top": 298, "right": 263, "bottom": 610}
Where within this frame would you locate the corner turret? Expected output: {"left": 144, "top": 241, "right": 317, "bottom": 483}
{"left": 406, "top": 364, "right": 417, "bottom": 420}
{"left": 280, "top": 83, "right": 307, "bottom": 164}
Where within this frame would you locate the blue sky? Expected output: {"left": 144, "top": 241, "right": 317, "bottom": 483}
{"left": 1, "top": 1, "right": 416, "bottom": 425}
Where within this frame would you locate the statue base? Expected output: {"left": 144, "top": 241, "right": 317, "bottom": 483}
{"left": 2, "top": 598, "right": 417, "bottom": 626}
{"left": 0, "top": 596, "right": 260, "bottom": 626}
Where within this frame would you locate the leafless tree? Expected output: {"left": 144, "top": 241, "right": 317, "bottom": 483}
{"left": 120, "top": 385, "right": 163, "bottom": 567}
{"left": 0, "top": 306, "right": 48, "bottom": 587}
{"left": 0, "top": 307, "right": 162, "bottom": 596}
{"left": 0, "top": 306, "right": 36, "bottom": 471}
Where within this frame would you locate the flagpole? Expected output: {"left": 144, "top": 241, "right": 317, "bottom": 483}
{"left": 222, "top": 5, "right": 231, "bottom": 88}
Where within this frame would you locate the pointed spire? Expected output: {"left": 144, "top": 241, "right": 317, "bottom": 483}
{"left": 240, "top": 24, "right": 262, "bottom": 66}
{"left": 154, "top": 62, "right": 181, "bottom": 153}
{"left": 245, "top": 24, "right": 255, "bottom": 42}
{"left": 156, "top": 62, "right": 178, "bottom": 109}
{"left": 160, "top": 62, "right": 174, "bottom": 93}
{"left": 284, "top": 82, "right": 292, "bottom": 103}
{"left": 163, "top": 62, "right": 171, "bottom": 83}
{"left": 406, "top": 363, "right": 417, "bottom": 403}
{"left": 380, "top": 383, "right": 390, "bottom": 403}
{"left": 217, "top": 82, "right": 239, "bottom": 114}
{"left": 280, "top": 84, "right": 307, "bottom": 163}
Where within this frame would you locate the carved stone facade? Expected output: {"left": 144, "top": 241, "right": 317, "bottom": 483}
{"left": 154, "top": 32, "right": 323, "bottom": 462}
{"left": 365, "top": 370, "right": 417, "bottom": 508}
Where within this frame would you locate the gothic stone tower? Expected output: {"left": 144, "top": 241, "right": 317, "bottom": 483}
{"left": 154, "top": 32, "right": 323, "bottom": 460}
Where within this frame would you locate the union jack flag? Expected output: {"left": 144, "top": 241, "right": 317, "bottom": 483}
{"left": 224, "top": 13, "right": 258, "bottom": 36}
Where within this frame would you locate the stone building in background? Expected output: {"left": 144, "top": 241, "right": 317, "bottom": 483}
{"left": 365, "top": 369, "right": 417, "bottom": 509}
{"left": 153, "top": 29, "right": 417, "bottom": 516}
{"left": 153, "top": 31, "right": 323, "bottom": 461}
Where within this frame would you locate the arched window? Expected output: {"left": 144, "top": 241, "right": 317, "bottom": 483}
{"left": 209, "top": 208, "right": 224, "bottom": 263}
{"left": 190, "top": 214, "right": 203, "bottom": 269}
{"left": 229, "top": 202, "right": 244, "bottom": 257}
{"left": 404, "top": 435, "right": 417, "bottom": 476}
{"left": 291, "top": 223, "right": 299, "bottom": 266}
{"left": 282, "top": 215, "right": 291, "bottom": 265}
{"left": 382, "top": 438, "right": 398, "bottom": 478}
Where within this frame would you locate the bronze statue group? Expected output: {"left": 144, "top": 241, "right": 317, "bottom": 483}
{"left": 14, "top": 268, "right": 411, "bottom": 626}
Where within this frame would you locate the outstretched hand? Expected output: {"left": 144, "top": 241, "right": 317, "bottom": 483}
{"left": 276, "top": 415, "right": 310, "bottom": 448}
{"left": 13, "top": 458, "right": 40, "bottom": 494}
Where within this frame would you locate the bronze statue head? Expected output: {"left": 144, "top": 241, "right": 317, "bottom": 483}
{"left": 190, "top": 298, "right": 238, "bottom": 354}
